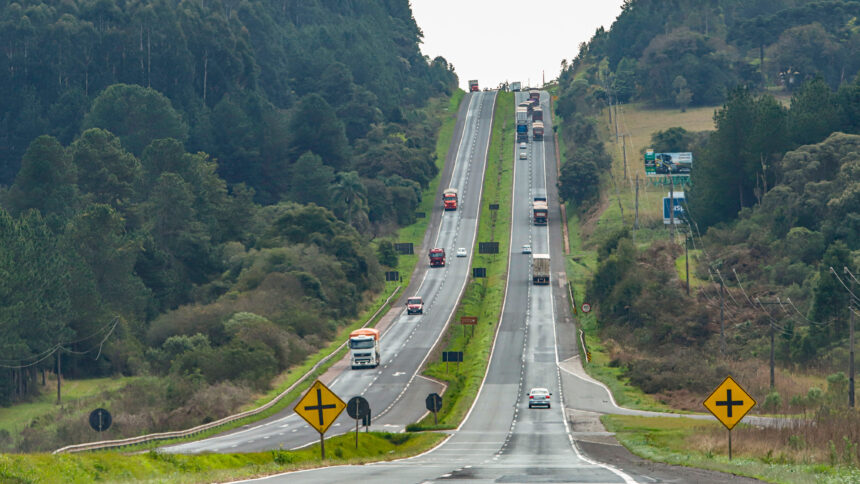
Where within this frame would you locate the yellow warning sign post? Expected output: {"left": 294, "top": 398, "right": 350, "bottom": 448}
{"left": 703, "top": 376, "right": 756, "bottom": 460}
{"left": 294, "top": 380, "right": 346, "bottom": 459}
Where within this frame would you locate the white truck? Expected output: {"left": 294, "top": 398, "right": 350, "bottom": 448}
{"left": 349, "top": 328, "right": 380, "bottom": 369}
{"left": 532, "top": 254, "right": 550, "bottom": 285}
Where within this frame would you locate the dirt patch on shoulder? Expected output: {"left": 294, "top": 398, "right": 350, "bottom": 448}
{"left": 578, "top": 190, "right": 610, "bottom": 241}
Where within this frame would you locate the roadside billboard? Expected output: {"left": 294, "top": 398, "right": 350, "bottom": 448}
{"left": 645, "top": 150, "right": 693, "bottom": 176}
{"left": 662, "top": 191, "right": 686, "bottom": 224}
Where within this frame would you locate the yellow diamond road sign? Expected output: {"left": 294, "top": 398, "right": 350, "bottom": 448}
{"left": 294, "top": 380, "right": 346, "bottom": 434}
{"left": 703, "top": 376, "right": 756, "bottom": 430}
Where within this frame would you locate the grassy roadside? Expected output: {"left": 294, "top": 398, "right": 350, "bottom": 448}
{"left": 409, "top": 91, "right": 514, "bottom": 429}
{"left": 603, "top": 415, "right": 860, "bottom": 483}
{"left": 0, "top": 432, "right": 446, "bottom": 483}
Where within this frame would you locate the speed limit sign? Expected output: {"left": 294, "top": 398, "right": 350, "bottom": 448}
{"left": 581, "top": 303, "right": 591, "bottom": 313}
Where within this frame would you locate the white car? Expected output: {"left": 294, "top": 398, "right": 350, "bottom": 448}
{"left": 519, "top": 142, "right": 527, "bottom": 149}
{"left": 528, "top": 387, "right": 552, "bottom": 408}
{"left": 522, "top": 244, "right": 532, "bottom": 254}
{"left": 519, "top": 151, "right": 527, "bottom": 160}
{"left": 456, "top": 248, "right": 467, "bottom": 257}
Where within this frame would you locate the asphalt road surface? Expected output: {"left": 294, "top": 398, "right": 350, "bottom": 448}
{"left": 242, "top": 92, "right": 762, "bottom": 483}
{"left": 164, "top": 91, "right": 498, "bottom": 454}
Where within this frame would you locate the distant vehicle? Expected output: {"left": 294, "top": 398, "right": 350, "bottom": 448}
{"left": 443, "top": 188, "right": 459, "bottom": 210}
{"left": 456, "top": 248, "right": 467, "bottom": 258}
{"left": 532, "top": 120, "right": 544, "bottom": 141}
{"left": 519, "top": 151, "right": 527, "bottom": 160}
{"left": 516, "top": 106, "right": 529, "bottom": 142}
{"left": 468, "top": 80, "right": 479, "bottom": 92}
{"left": 520, "top": 142, "right": 527, "bottom": 150}
{"left": 532, "top": 254, "right": 550, "bottom": 285}
{"left": 349, "top": 328, "right": 380, "bottom": 369}
{"left": 533, "top": 200, "right": 548, "bottom": 225}
{"left": 532, "top": 107, "right": 543, "bottom": 122}
{"left": 511, "top": 81, "right": 522, "bottom": 92}
{"left": 522, "top": 244, "right": 532, "bottom": 254}
{"left": 406, "top": 296, "right": 424, "bottom": 315}
{"left": 533, "top": 189, "right": 547, "bottom": 202}
{"left": 429, "top": 248, "right": 446, "bottom": 267}
{"left": 528, "top": 387, "right": 551, "bottom": 408}
{"left": 529, "top": 89, "right": 541, "bottom": 104}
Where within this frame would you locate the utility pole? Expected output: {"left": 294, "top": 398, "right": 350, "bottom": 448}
{"left": 719, "top": 276, "right": 725, "bottom": 355}
{"left": 669, "top": 175, "right": 675, "bottom": 242}
{"left": 848, "top": 266, "right": 855, "bottom": 407}
{"left": 634, "top": 173, "right": 639, "bottom": 231}
{"left": 622, "top": 135, "right": 628, "bottom": 181}
{"left": 757, "top": 299, "right": 782, "bottom": 390}
{"left": 56, "top": 347, "right": 62, "bottom": 405}
{"left": 685, "top": 235, "right": 690, "bottom": 296}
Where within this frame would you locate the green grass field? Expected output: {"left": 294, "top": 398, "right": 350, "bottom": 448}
{"left": 0, "top": 432, "right": 446, "bottom": 483}
{"left": 603, "top": 415, "right": 860, "bottom": 484}
{"left": 409, "top": 91, "right": 515, "bottom": 430}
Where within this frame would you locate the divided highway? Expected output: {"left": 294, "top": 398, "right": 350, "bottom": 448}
{"left": 249, "top": 93, "right": 640, "bottom": 482}
{"left": 165, "top": 91, "right": 498, "bottom": 454}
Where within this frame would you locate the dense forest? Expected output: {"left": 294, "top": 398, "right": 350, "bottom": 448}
{"left": 0, "top": 0, "right": 458, "bottom": 448}
{"left": 556, "top": 0, "right": 860, "bottom": 406}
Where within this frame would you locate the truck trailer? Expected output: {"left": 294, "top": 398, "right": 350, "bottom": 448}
{"left": 532, "top": 254, "right": 550, "bottom": 285}
{"left": 511, "top": 81, "right": 522, "bottom": 92}
{"left": 468, "top": 80, "right": 479, "bottom": 92}
{"left": 532, "top": 120, "right": 544, "bottom": 141}
{"left": 532, "top": 107, "right": 543, "bottom": 122}
{"left": 533, "top": 200, "right": 548, "bottom": 225}
{"left": 349, "top": 328, "right": 380, "bottom": 369}
{"left": 429, "top": 248, "right": 446, "bottom": 267}
{"left": 516, "top": 106, "right": 529, "bottom": 142}
{"left": 529, "top": 89, "right": 541, "bottom": 104}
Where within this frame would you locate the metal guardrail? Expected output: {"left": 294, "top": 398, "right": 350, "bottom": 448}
{"left": 53, "top": 285, "right": 402, "bottom": 454}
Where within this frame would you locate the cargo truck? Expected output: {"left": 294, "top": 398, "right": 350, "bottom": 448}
{"left": 529, "top": 89, "right": 541, "bottom": 104}
{"left": 349, "top": 328, "right": 380, "bottom": 369}
{"left": 532, "top": 107, "right": 543, "bottom": 122}
{"left": 429, "top": 248, "right": 446, "bottom": 267}
{"left": 532, "top": 254, "right": 550, "bottom": 285}
{"left": 406, "top": 296, "right": 424, "bottom": 314}
{"left": 516, "top": 106, "right": 529, "bottom": 142}
{"left": 533, "top": 120, "right": 544, "bottom": 140}
{"left": 469, "top": 80, "right": 479, "bottom": 92}
{"left": 443, "top": 188, "right": 458, "bottom": 210}
{"left": 533, "top": 200, "right": 548, "bottom": 225}
{"left": 511, "top": 81, "right": 522, "bottom": 92}
{"left": 533, "top": 189, "right": 547, "bottom": 202}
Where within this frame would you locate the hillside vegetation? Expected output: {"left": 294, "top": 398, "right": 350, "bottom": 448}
{"left": 0, "top": 0, "right": 458, "bottom": 452}
{"left": 554, "top": 0, "right": 860, "bottom": 472}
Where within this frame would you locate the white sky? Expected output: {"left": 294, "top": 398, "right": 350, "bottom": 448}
{"left": 411, "top": 1, "right": 625, "bottom": 90}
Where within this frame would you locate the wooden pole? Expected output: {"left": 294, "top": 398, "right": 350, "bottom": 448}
{"left": 850, "top": 267, "right": 855, "bottom": 407}
{"left": 56, "top": 348, "right": 61, "bottom": 405}
{"left": 685, "top": 235, "right": 690, "bottom": 296}
{"left": 720, "top": 277, "right": 725, "bottom": 355}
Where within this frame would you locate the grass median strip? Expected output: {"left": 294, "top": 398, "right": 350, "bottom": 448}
{"left": 408, "top": 91, "right": 514, "bottom": 430}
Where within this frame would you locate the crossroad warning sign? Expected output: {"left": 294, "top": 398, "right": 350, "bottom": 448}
{"left": 294, "top": 380, "right": 346, "bottom": 434}
{"left": 703, "top": 376, "right": 756, "bottom": 430}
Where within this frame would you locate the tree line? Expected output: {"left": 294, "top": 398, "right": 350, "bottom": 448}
{"left": 0, "top": 0, "right": 457, "bottom": 429}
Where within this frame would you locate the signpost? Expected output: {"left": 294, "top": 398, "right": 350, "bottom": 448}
{"left": 294, "top": 380, "right": 346, "bottom": 459}
{"left": 461, "top": 316, "right": 477, "bottom": 337}
{"left": 426, "top": 393, "right": 443, "bottom": 425}
{"left": 346, "top": 396, "right": 370, "bottom": 448}
{"left": 581, "top": 303, "right": 591, "bottom": 313}
{"left": 89, "top": 408, "right": 112, "bottom": 432}
{"left": 703, "top": 376, "right": 756, "bottom": 460}
{"left": 385, "top": 271, "right": 400, "bottom": 282}
{"left": 442, "top": 351, "right": 463, "bottom": 372}
{"left": 473, "top": 268, "right": 487, "bottom": 278}
{"left": 394, "top": 243, "right": 414, "bottom": 255}
{"left": 478, "top": 242, "right": 499, "bottom": 254}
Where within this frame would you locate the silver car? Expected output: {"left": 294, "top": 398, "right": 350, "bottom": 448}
{"left": 528, "top": 387, "right": 551, "bottom": 408}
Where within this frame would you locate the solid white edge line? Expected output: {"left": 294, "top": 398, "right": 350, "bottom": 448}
{"left": 541, "top": 91, "right": 638, "bottom": 484}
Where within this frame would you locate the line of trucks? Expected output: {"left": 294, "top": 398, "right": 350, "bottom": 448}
{"left": 517, "top": 89, "right": 544, "bottom": 143}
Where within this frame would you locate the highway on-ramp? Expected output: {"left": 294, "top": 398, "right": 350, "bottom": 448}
{"left": 164, "top": 91, "right": 498, "bottom": 454}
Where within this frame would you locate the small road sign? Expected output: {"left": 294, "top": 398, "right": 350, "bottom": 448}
{"left": 89, "top": 408, "right": 112, "bottom": 432}
{"left": 442, "top": 351, "right": 463, "bottom": 362}
{"left": 460, "top": 316, "right": 477, "bottom": 325}
{"left": 294, "top": 380, "right": 346, "bottom": 434}
{"left": 426, "top": 393, "right": 442, "bottom": 413}
{"left": 581, "top": 303, "right": 591, "bottom": 313}
{"left": 703, "top": 376, "right": 756, "bottom": 430}
{"left": 347, "top": 396, "right": 370, "bottom": 419}
{"left": 473, "top": 268, "right": 487, "bottom": 278}
{"left": 489, "top": 203, "right": 500, "bottom": 210}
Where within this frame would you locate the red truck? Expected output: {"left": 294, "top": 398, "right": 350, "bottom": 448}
{"left": 429, "top": 248, "right": 446, "bottom": 267}
{"left": 532, "top": 120, "right": 544, "bottom": 141}
{"left": 468, "top": 80, "right": 479, "bottom": 92}
{"left": 443, "top": 188, "right": 458, "bottom": 210}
